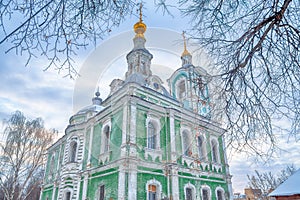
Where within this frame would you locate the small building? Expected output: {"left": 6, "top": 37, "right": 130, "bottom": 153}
{"left": 269, "top": 169, "right": 300, "bottom": 200}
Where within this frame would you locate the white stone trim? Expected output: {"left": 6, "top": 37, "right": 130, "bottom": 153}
{"left": 128, "top": 170, "right": 137, "bottom": 200}
{"left": 144, "top": 147, "right": 162, "bottom": 161}
{"left": 86, "top": 126, "right": 94, "bottom": 167}
{"left": 82, "top": 175, "right": 88, "bottom": 200}
{"left": 184, "top": 182, "right": 196, "bottom": 200}
{"left": 169, "top": 113, "right": 177, "bottom": 162}
{"left": 118, "top": 168, "right": 126, "bottom": 200}
{"left": 98, "top": 150, "right": 111, "bottom": 164}
{"left": 146, "top": 179, "right": 162, "bottom": 200}
{"left": 215, "top": 186, "right": 225, "bottom": 200}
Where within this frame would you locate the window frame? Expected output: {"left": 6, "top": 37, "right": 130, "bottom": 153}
{"left": 146, "top": 179, "right": 162, "bottom": 200}
{"left": 146, "top": 116, "right": 161, "bottom": 150}
{"left": 181, "top": 127, "right": 192, "bottom": 157}
{"left": 100, "top": 119, "right": 111, "bottom": 154}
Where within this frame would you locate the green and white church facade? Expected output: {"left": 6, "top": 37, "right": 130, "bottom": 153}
{"left": 41, "top": 15, "right": 233, "bottom": 200}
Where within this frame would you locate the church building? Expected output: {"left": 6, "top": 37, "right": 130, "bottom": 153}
{"left": 40, "top": 10, "right": 233, "bottom": 200}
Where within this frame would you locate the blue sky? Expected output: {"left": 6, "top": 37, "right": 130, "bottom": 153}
{"left": 0, "top": 2, "right": 299, "bottom": 194}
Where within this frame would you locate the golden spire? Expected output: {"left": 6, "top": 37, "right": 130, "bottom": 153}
{"left": 181, "top": 31, "right": 191, "bottom": 57}
{"left": 134, "top": 3, "right": 146, "bottom": 37}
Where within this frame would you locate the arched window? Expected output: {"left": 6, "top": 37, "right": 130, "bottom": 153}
{"left": 211, "top": 139, "right": 219, "bottom": 163}
{"left": 197, "top": 136, "right": 206, "bottom": 160}
{"left": 201, "top": 187, "right": 211, "bottom": 200}
{"left": 216, "top": 189, "right": 225, "bottom": 200}
{"left": 103, "top": 125, "right": 110, "bottom": 153}
{"left": 148, "top": 184, "right": 157, "bottom": 200}
{"left": 147, "top": 122, "right": 156, "bottom": 149}
{"left": 177, "top": 80, "right": 186, "bottom": 100}
{"left": 184, "top": 183, "right": 196, "bottom": 200}
{"left": 146, "top": 179, "right": 162, "bottom": 200}
{"left": 69, "top": 141, "right": 77, "bottom": 162}
{"left": 182, "top": 130, "right": 192, "bottom": 156}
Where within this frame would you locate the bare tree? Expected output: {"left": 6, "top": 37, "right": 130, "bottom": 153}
{"left": 0, "top": 0, "right": 136, "bottom": 78}
{"left": 247, "top": 165, "right": 297, "bottom": 199}
{"left": 0, "top": 111, "right": 54, "bottom": 200}
{"left": 175, "top": 0, "right": 300, "bottom": 157}
{"left": 1, "top": 1, "right": 299, "bottom": 157}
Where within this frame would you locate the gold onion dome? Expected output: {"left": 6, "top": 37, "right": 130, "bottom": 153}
{"left": 134, "top": 3, "right": 146, "bottom": 37}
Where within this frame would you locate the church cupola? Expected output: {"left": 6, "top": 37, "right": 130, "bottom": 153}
{"left": 168, "top": 32, "right": 211, "bottom": 117}
{"left": 181, "top": 31, "right": 192, "bottom": 66}
{"left": 125, "top": 3, "right": 153, "bottom": 83}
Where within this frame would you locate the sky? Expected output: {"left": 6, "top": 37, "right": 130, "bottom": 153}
{"left": 0, "top": 1, "right": 299, "bottom": 194}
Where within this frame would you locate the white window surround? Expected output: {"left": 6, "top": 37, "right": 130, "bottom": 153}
{"left": 67, "top": 137, "right": 78, "bottom": 163}
{"left": 180, "top": 126, "right": 193, "bottom": 157}
{"left": 215, "top": 186, "right": 225, "bottom": 200}
{"left": 146, "top": 116, "right": 161, "bottom": 149}
{"left": 144, "top": 116, "right": 162, "bottom": 161}
{"left": 210, "top": 137, "right": 220, "bottom": 164}
{"left": 100, "top": 119, "right": 111, "bottom": 154}
{"left": 146, "top": 179, "right": 162, "bottom": 200}
{"left": 201, "top": 185, "right": 211, "bottom": 200}
{"left": 175, "top": 77, "right": 188, "bottom": 101}
{"left": 184, "top": 182, "right": 196, "bottom": 200}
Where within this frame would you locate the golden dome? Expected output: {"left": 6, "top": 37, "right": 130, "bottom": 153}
{"left": 134, "top": 3, "right": 146, "bottom": 37}
{"left": 134, "top": 21, "right": 146, "bottom": 35}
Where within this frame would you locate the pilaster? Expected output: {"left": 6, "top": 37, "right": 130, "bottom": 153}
{"left": 129, "top": 102, "right": 137, "bottom": 156}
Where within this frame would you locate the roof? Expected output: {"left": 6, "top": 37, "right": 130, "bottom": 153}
{"left": 269, "top": 169, "right": 300, "bottom": 197}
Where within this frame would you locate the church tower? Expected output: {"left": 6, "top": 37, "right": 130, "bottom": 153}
{"left": 40, "top": 5, "right": 233, "bottom": 200}
{"left": 168, "top": 32, "right": 211, "bottom": 117}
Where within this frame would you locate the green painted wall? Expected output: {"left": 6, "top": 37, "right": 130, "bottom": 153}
{"left": 41, "top": 187, "right": 53, "bottom": 200}
{"left": 91, "top": 123, "right": 101, "bottom": 167}
{"left": 87, "top": 170, "right": 119, "bottom": 200}
{"left": 110, "top": 110, "right": 123, "bottom": 161}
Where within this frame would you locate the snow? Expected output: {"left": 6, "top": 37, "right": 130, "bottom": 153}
{"left": 269, "top": 169, "right": 300, "bottom": 196}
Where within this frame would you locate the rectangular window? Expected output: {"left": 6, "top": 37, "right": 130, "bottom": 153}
{"left": 99, "top": 185, "right": 105, "bottom": 200}
{"left": 65, "top": 192, "right": 71, "bottom": 200}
